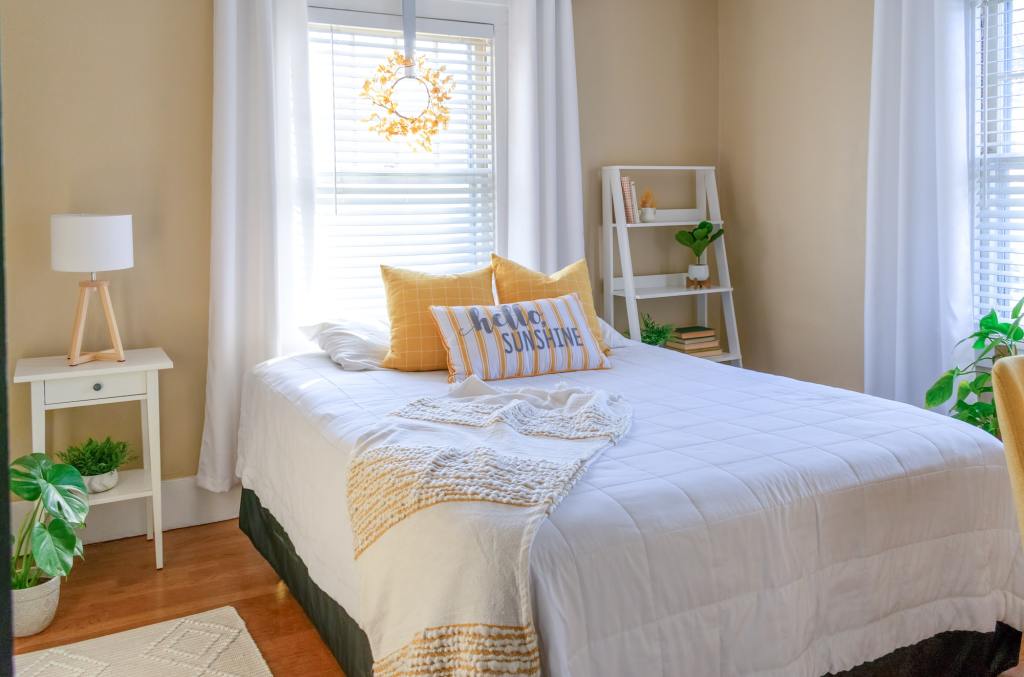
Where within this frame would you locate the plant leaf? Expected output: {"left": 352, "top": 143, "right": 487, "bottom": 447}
{"left": 925, "top": 369, "right": 957, "bottom": 408}
{"left": 30, "top": 518, "right": 77, "bottom": 578}
{"left": 1013, "top": 296, "right": 1024, "bottom": 319}
{"left": 980, "top": 310, "right": 1000, "bottom": 331}
{"left": 9, "top": 454, "right": 52, "bottom": 502}
{"left": 957, "top": 380, "right": 972, "bottom": 402}
{"left": 39, "top": 463, "right": 88, "bottom": 526}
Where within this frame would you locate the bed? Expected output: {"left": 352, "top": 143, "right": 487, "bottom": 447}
{"left": 236, "top": 338, "right": 1024, "bottom": 676}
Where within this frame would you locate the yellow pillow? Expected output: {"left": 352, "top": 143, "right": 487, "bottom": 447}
{"left": 381, "top": 265, "right": 495, "bottom": 371}
{"left": 491, "top": 254, "right": 609, "bottom": 353}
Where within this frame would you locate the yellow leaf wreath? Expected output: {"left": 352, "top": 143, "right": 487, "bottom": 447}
{"left": 361, "top": 51, "right": 455, "bottom": 152}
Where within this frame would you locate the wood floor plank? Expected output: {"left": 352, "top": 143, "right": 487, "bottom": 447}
{"left": 13, "top": 519, "right": 345, "bottom": 676}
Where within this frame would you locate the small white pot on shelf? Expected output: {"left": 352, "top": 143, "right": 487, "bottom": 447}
{"left": 13, "top": 575, "right": 61, "bottom": 637}
{"left": 83, "top": 469, "right": 118, "bottom": 494}
{"left": 639, "top": 207, "right": 657, "bottom": 222}
{"left": 687, "top": 264, "right": 710, "bottom": 282}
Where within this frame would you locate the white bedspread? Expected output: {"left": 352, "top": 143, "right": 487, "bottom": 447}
{"left": 237, "top": 341, "right": 1024, "bottom": 676}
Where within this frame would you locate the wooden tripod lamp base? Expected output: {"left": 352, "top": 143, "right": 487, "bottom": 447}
{"left": 68, "top": 279, "right": 126, "bottom": 366}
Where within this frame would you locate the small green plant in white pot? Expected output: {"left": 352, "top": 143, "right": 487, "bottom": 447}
{"left": 10, "top": 453, "right": 89, "bottom": 636}
{"left": 58, "top": 437, "right": 132, "bottom": 494}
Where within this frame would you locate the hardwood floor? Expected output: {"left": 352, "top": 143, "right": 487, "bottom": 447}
{"left": 13, "top": 519, "right": 345, "bottom": 676}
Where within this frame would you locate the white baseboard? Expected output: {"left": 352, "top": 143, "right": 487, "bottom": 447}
{"left": 10, "top": 475, "right": 241, "bottom": 545}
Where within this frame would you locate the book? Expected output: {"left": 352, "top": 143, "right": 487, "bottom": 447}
{"left": 682, "top": 340, "right": 720, "bottom": 352}
{"left": 674, "top": 325, "right": 716, "bottom": 339}
{"left": 665, "top": 337, "right": 718, "bottom": 349}
{"left": 688, "top": 348, "right": 723, "bottom": 357}
{"left": 621, "top": 175, "right": 637, "bottom": 223}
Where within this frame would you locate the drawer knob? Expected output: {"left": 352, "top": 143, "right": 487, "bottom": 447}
{"left": 92, "top": 382, "right": 103, "bottom": 392}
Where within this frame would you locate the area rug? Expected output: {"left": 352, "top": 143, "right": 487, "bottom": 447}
{"left": 14, "top": 606, "right": 272, "bottom": 676}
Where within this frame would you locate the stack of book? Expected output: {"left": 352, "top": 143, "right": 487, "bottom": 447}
{"left": 665, "top": 325, "right": 723, "bottom": 358}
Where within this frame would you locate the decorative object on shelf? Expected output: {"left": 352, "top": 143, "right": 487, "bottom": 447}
{"left": 675, "top": 220, "right": 724, "bottom": 289}
{"left": 51, "top": 213, "right": 133, "bottom": 366}
{"left": 633, "top": 313, "right": 675, "bottom": 346}
{"left": 601, "top": 165, "right": 741, "bottom": 366}
{"left": 665, "top": 325, "right": 723, "bottom": 358}
{"left": 360, "top": 0, "right": 454, "bottom": 152}
{"left": 639, "top": 189, "right": 657, "bottom": 222}
{"left": 58, "top": 436, "right": 133, "bottom": 494}
{"left": 10, "top": 453, "right": 89, "bottom": 637}
{"left": 925, "top": 297, "right": 1024, "bottom": 437}
{"left": 620, "top": 175, "right": 639, "bottom": 223}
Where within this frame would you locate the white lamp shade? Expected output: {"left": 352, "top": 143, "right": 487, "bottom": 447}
{"left": 51, "top": 214, "right": 134, "bottom": 273}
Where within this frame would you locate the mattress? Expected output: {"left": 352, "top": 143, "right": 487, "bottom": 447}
{"left": 236, "top": 340, "right": 1024, "bottom": 676}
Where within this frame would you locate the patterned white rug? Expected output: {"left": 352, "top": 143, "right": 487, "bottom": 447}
{"left": 15, "top": 606, "right": 272, "bottom": 676}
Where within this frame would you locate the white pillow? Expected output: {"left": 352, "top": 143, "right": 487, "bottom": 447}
{"left": 301, "top": 318, "right": 390, "bottom": 370}
{"left": 598, "top": 318, "right": 634, "bottom": 348}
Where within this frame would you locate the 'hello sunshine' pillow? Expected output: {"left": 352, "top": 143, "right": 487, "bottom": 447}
{"left": 430, "top": 293, "right": 610, "bottom": 382}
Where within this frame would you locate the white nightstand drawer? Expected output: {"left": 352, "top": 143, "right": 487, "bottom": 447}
{"left": 44, "top": 371, "right": 147, "bottom": 405}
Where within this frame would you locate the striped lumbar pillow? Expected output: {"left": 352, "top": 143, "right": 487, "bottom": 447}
{"left": 430, "top": 293, "right": 610, "bottom": 382}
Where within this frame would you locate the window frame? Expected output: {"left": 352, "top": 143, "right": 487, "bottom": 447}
{"left": 307, "top": 0, "right": 509, "bottom": 258}
{"left": 968, "top": 0, "right": 1024, "bottom": 320}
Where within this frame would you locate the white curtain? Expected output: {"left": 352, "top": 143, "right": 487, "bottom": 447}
{"left": 198, "top": 0, "right": 314, "bottom": 492}
{"left": 506, "top": 0, "right": 585, "bottom": 272}
{"left": 864, "top": 0, "right": 973, "bottom": 405}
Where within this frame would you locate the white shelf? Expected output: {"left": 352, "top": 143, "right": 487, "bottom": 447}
{"left": 604, "top": 165, "right": 716, "bottom": 171}
{"left": 613, "top": 284, "right": 732, "bottom": 300}
{"left": 608, "top": 220, "right": 724, "bottom": 229}
{"left": 667, "top": 349, "right": 743, "bottom": 363}
{"left": 601, "top": 165, "right": 742, "bottom": 368}
{"left": 86, "top": 468, "right": 152, "bottom": 506}
{"left": 706, "top": 352, "right": 742, "bottom": 363}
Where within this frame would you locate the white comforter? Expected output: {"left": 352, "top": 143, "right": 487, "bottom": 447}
{"left": 236, "top": 341, "right": 1024, "bottom": 677}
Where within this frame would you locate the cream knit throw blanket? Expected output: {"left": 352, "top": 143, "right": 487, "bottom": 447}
{"left": 347, "top": 376, "right": 632, "bottom": 676}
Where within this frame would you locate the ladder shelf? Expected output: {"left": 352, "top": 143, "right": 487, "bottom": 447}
{"left": 601, "top": 165, "right": 742, "bottom": 366}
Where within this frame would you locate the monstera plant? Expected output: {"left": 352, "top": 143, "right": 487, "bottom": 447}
{"left": 925, "top": 299, "right": 1024, "bottom": 437}
{"left": 10, "top": 454, "right": 89, "bottom": 636}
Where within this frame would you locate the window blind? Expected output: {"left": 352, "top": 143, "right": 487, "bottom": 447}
{"left": 308, "top": 18, "right": 495, "bottom": 317}
{"left": 973, "top": 0, "right": 1024, "bottom": 318}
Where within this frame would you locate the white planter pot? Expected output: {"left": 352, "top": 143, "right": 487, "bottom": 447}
{"left": 639, "top": 207, "right": 657, "bottom": 222}
{"left": 13, "top": 575, "right": 61, "bottom": 637}
{"left": 83, "top": 469, "right": 118, "bottom": 494}
{"left": 688, "top": 264, "right": 710, "bottom": 282}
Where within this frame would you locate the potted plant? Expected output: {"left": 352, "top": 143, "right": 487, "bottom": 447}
{"left": 639, "top": 189, "right": 657, "bottom": 222}
{"left": 57, "top": 437, "right": 132, "bottom": 494}
{"left": 636, "top": 313, "right": 675, "bottom": 346}
{"left": 10, "top": 453, "right": 89, "bottom": 636}
{"left": 675, "top": 220, "right": 725, "bottom": 285}
{"left": 925, "top": 299, "right": 1024, "bottom": 437}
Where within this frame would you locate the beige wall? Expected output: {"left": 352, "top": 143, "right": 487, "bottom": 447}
{"left": 2, "top": 0, "right": 213, "bottom": 478}
{"left": 1, "top": 0, "right": 873, "bottom": 481}
{"left": 573, "top": 0, "right": 720, "bottom": 332}
{"left": 718, "top": 0, "right": 873, "bottom": 390}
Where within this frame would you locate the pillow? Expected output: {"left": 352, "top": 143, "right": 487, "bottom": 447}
{"left": 381, "top": 264, "right": 496, "bottom": 371}
{"left": 301, "top": 318, "right": 390, "bottom": 370}
{"left": 491, "top": 253, "right": 610, "bottom": 354}
{"left": 598, "top": 318, "right": 634, "bottom": 349}
{"left": 430, "top": 293, "right": 610, "bottom": 382}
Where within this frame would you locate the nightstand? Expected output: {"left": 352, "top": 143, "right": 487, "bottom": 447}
{"left": 13, "top": 348, "right": 174, "bottom": 569}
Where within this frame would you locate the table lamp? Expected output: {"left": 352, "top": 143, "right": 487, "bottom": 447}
{"left": 51, "top": 214, "right": 133, "bottom": 366}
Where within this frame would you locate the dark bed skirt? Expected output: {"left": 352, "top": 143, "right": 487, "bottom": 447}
{"left": 238, "top": 488, "right": 1020, "bottom": 677}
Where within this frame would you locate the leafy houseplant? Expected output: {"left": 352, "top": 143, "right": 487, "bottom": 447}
{"left": 925, "top": 300, "right": 1024, "bottom": 437}
{"left": 58, "top": 437, "right": 132, "bottom": 494}
{"left": 10, "top": 454, "right": 89, "bottom": 636}
{"left": 638, "top": 313, "right": 675, "bottom": 347}
{"left": 675, "top": 220, "right": 724, "bottom": 285}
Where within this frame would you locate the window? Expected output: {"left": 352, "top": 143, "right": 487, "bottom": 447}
{"left": 973, "top": 0, "right": 1024, "bottom": 318}
{"left": 307, "top": 6, "right": 501, "bottom": 317}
